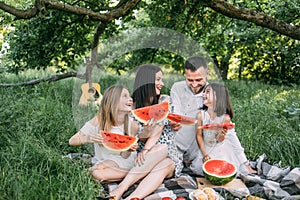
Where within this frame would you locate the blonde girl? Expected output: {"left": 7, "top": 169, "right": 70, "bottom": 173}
{"left": 69, "top": 85, "right": 139, "bottom": 182}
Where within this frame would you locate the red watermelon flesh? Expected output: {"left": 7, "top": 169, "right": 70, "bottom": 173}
{"left": 100, "top": 131, "right": 138, "bottom": 151}
{"left": 198, "top": 123, "right": 235, "bottom": 130}
{"left": 131, "top": 102, "right": 169, "bottom": 124}
{"left": 167, "top": 113, "right": 197, "bottom": 125}
{"left": 203, "top": 159, "right": 237, "bottom": 185}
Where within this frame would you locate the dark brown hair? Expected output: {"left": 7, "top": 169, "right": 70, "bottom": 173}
{"left": 202, "top": 83, "right": 234, "bottom": 119}
{"left": 185, "top": 56, "right": 208, "bottom": 71}
{"left": 132, "top": 64, "right": 162, "bottom": 109}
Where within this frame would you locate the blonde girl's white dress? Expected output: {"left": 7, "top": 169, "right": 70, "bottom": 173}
{"left": 190, "top": 111, "right": 248, "bottom": 176}
{"left": 80, "top": 119, "right": 137, "bottom": 169}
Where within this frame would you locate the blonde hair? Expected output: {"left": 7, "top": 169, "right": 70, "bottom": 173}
{"left": 97, "top": 85, "right": 130, "bottom": 134}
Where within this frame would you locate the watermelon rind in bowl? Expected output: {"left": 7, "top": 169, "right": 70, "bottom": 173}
{"left": 202, "top": 159, "right": 237, "bottom": 186}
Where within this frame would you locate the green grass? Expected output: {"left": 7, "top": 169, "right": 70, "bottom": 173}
{"left": 0, "top": 71, "right": 299, "bottom": 199}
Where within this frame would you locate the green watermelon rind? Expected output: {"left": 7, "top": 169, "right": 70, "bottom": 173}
{"left": 101, "top": 131, "right": 138, "bottom": 152}
{"left": 202, "top": 159, "right": 237, "bottom": 185}
{"left": 132, "top": 102, "right": 169, "bottom": 124}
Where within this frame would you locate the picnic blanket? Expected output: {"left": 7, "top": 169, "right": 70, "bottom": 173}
{"left": 66, "top": 153, "right": 300, "bottom": 199}
{"left": 107, "top": 174, "right": 197, "bottom": 200}
{"left": 241, "top": 154, "right": 300, "bottom": 200}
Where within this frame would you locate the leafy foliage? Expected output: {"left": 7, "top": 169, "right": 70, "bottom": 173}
{"left": 5, "top": 11, "right": 96, "bottom": 73}
{"left": 1, "top": 0, "right": 299, "bottom": 84}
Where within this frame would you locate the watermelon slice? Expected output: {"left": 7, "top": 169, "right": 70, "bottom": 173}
{"left": 100, "top": 131, "right": 138, "bottom": 152}
{"left": 198, "top": 123, "right": 235, "bottom": 130}
{"left": 167, "top": 113, "right": 197, "bottom": 125}
{"left": 202, "top": 159, "right": 237, "bottom": 185}
{"left": 131, "top": 102, "right": 169, "bottom": 124}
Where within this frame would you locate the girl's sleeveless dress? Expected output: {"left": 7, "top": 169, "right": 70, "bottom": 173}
{"left": 190, "top": 111, "right": 248, "bottom": 176}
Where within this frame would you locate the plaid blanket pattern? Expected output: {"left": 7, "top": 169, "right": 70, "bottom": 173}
{"left": 241, "top": 154, "right": 300, "bottom": 200}
{"left": 66, "top": 153, "right": 300, "bottom": 200}
{"left": 108, "top": 174, "right": 197, "bottom": 200}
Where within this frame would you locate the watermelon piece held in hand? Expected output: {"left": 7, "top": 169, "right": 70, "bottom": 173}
{"left": 100, "top": 131, "right": 138, "bottom": 152}
{"left": 198, "top": 123, "right": 235, "bottom": 130}
{"left": 132, "top": 102, "right": 169, "bottom": 124}
{"left": 202, "top": 159, "right": 237, "bottom": 185}
{"left": 167, "top": 113, "right": 197, "bottom": 125}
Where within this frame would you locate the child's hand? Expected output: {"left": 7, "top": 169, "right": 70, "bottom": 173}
{"left": 128, "top": 142, "right": 138, "bottom": 152}
{"left": 202, "top": 154, "right": 211, "bottom": 162}
{"left": 83, "top": 132, "right": 103, "bottom": 144}
{"left": 216, "top": 129, "right": 227, "bottom": 142}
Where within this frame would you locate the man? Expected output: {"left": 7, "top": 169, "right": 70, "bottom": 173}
{"left": 170, "top": 56, "right": 209, "bottom": 168}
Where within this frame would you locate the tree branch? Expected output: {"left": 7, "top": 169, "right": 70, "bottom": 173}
{"left": 0, "top": 1, "right": 39, "bottom": 19}
{"left": 203, "top": 0, "right": 300, "bottom": 40}
{"left": 0, "top": 72, "right": 82, "bottom": 87}
{"left": 90, "top": 21, "right": 108, "bottom": 68}
{"left": 0, "top": 0, "right": 141, "bottom": 22}
{"left": 43, "top": 0, "right": 109, "bottom": 21}
{"left": 43, "top": 0, "right": 141, "bottom": 22}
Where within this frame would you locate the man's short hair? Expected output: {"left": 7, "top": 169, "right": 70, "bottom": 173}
{"left": 185, "top": 56, "right": 208, "bottom": 71}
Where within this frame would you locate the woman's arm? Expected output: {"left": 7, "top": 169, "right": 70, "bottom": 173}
{"left": 135, "top": 124, "right": 164, "bottom": 166}
{"left": 143, "top": 124, "right": 163, "bottom": 150}
{"left": 160, "top": 94, "right": 182, "bottom": 131}
{"left": 137, "top": 118, "right": 158, "bottom": 142}
{"left": 137, "top": 94, "right": 170, "bottom": 141}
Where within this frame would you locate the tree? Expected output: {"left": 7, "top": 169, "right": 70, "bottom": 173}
{"left": 139, "top": 0, "right": 299, "bottom": 83}
{"left": 0, "top": 0, "right": 299, "bottom": 84}
{"left": 202, "top": 0, "right": 300, "bottom": 40}
{"left": 0, "top": 0, "right": 140, "bottom": 73}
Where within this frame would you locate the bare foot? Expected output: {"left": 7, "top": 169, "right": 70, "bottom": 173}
{"left": 246, "top": 165, "right": 257, "bottom": 174}
{"left": 124, "top": 195, "right": 142, "bottom": 200}
{"left": 109, "top": 185, "right": 127, "bottom": 200}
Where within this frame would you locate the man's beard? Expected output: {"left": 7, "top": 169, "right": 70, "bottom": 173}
{"left": 199, "top": 84, "right": 206, "bottom": 93}
{"left": 191, "top": 84, "right": 205, "bottom": 94}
